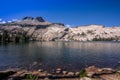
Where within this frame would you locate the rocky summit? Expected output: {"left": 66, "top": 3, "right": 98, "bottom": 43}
{"left": 0, "top": 16, "right": 120, "bottom": 42}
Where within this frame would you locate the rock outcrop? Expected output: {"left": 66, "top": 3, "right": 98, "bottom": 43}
{"left": 0, "top": 17, "right": 120, "bottom": 42}
{"left": 85, "top": 66, "right": 115, "bottom": 77}
{"left": 0, "top": 66, "right": 120, "bottom": 80}
{"left": 29, "top": 24, "right": 120, "bottom": 41}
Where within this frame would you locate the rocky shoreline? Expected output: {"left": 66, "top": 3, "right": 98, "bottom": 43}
{"left": 0, "top": 16, "right": 120, "bottom": 42}
{"left": 0, "top": 66, "right": 120, "bottom": 80}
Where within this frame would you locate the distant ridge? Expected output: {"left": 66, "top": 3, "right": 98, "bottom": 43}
{"left": 0, "top": 16, "right": 120, "bottom": 42}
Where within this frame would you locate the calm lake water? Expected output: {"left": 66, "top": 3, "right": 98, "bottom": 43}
{"left": 0, "top": 42, "right": 120, "bottom": 71}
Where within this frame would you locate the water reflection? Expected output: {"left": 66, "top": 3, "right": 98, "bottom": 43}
{"left": 0, "top": 42, "right": 120, "bottom": 71}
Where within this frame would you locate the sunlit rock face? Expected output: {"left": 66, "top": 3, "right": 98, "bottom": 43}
{"left": 0, "top": 17, "right": 120, "bottom": 42}
{"left": 28, "top": 24, "right": 120, "bottom": 41}
{"left": 31, "top": 23, "right": 66, "bottom": 41}
{"left": 64, "top": 25, "right": 120, "bottom": 41}
{"left": 0, "top": 17, "right": 66, "bottom": 42}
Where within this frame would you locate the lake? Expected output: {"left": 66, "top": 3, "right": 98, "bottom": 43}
{"left": 0, "top": 42, "right": 120, "bottom": 72}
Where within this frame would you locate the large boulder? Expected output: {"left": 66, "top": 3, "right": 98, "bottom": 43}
{"left": 85, "top": 66, "right": 116, "bottom": 77}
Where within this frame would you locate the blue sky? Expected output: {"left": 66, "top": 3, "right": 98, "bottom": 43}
{"left": 0, "top": 0, "right": 120, "bottom": 27}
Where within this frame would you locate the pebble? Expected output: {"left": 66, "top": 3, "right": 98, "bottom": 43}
{"left": 75, "top": 72, "right": 80, "bottom": 76}
{"left": 56, "top": 68, "right": 62, "bottom": 71}
{"left": 80, "top": 77, "right": 92, "bottom": 80}
{"left": 44, "top": 77, "right": 50, "bottom": 80}
{"left": 62, "top": 71, "right": 67, "bottom": 74}
{"left": 56, "top": 70, "right": 61, "bottom": 74}
{"left": 47, "top": 73, "right": 52, "bottom": 76}
{"left": 38, "top": 69, "right": 43, "bottom": 72}
{"left": 56, "top": 68, "right": 62, "bottom": 74}
{"left": 67, "top": 72, "right": 74, "bottom": 76}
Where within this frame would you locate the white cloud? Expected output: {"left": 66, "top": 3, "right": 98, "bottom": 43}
{"left": 65, "top": 24, "right": 72, "bottom": 28}
{"left": 0, "top": 19, "right": 2, "bottom": 21}
{"left": 8, "top": 21, "right": 12, "bottom": 23}
{"left": 0, "top": 21, "right": 6, "bottom": 24}
{"left": 65, "top": 24, "right": 75, "bottom": 28}
{"left": 12, "top": 19, "right": 18, "bottom": 21}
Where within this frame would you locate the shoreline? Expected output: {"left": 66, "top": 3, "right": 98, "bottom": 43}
{"left": 0, "top": 66, "right": 120, "bottom": 80}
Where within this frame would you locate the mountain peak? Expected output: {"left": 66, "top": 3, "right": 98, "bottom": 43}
{"left": 22, "top": 16, "right": 45, "bottom": 22}
{"left": 22, "top": 16, "right": 34, "bottom": 21}
{"left": 35, "top": 16, "right": 45, "bottom": 22}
